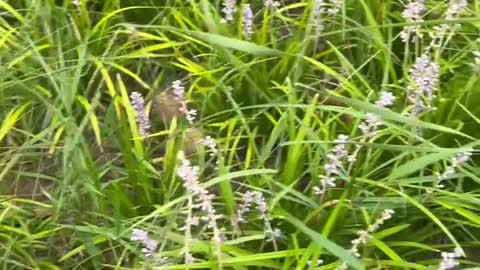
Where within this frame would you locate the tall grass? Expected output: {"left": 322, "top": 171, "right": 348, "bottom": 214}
{"left": 1, "top": 0, "right": 480, "bottom": 269}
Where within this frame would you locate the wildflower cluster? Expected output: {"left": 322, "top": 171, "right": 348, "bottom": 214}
{"left": 312, "top": 0, "right": 342, "bottom": 37}
{"left": 200, "top": 136, "right": 217, "bottom": 158}
{"left": 221, "top": 0, "right": 236, "bottom": 23}
{"left": 242, "top": 4, "right": 254, "bottom": 39}
{"left": 407, "top": 54, "right": 440, "bottom": 116}
{"left": 437, "top": 152, "right": 471, "bottom": 189}
{"left": 314, "top": 0, "right": 343, "bottom": 16}
{"left": 336, "top": 209, "right": 395, "bottom": 270}
{"left": 307, "top": 259, "right": 324, "bottom": 268}
{"left": 264, "top": 0, "right": 281, "bottom": 9}
{"left": 313, "top": 135, "right": 349, "bottom": 196}
{"left": 131, "top": 229, "right": 158, "bottom": 258}
{"left": 177, "top": 151, "right": 223, "bottom": 263}
{"left": 172, "top": 80, "right": 197, "bottom": 124}
{"left": 235, "top": 190, "right": 281, "bottom": 247}
{"left": 400, "top": 0, "right": 425, "bottom": 42}
{"left": 358, "top": 92, "right": 395, "bottom": 141}
{"left": 438, "top": 247, "right": 463, "bottom": 270}
{"left": 326, "top": 0, "right": 343, "bottom": 15}
{"left": 340, "top": 92, "right": 395, "bottom": 173}
{"left": 130, "top": 92, "right": 151, "bottom": 137}
{"left": 429, "top": 0, "right": 469, "bottom": 49}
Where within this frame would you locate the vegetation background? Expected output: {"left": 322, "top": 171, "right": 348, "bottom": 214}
{"left": 1, "top": 0, "right": 480, "bottom": 269}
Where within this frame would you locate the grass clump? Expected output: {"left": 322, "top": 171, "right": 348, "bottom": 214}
{"left": 1, "top": 0, "right": 480, "bottom": 269}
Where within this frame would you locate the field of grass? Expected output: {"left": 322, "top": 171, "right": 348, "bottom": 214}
{"left": 1, "top": 0, "right": 480, "bottom": 269}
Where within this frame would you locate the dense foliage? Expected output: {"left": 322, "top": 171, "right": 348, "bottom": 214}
{"left": 1, "top": 0, "right": 480, "bottom": 269}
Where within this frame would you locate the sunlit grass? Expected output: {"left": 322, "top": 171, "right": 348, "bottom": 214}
{"left": 1, "top": 0, "right": 480, "bottom": 269}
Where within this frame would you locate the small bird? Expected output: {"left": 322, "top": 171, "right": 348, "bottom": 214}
{"left": 182, "top": 127, "right": 205, "bottom": 156}
{"left": 151, "top": 92, "right": 184, "bottom": 125}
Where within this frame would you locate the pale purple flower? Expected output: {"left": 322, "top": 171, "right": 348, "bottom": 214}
{"left": 357, "top": 92, "right": 395, "bottom": 140}
{"left": 254, "top": 191, "right": 268, "bottom": 217}
{"left": 234, "top": 190, "right": 279, "bottom": 248}
{"left": 437, "top": 152, "right": 471, "bottom": 188}
{"left": 130, "top": 92, "right": 150, "bottom": 137}
{"left": 400, "top": 1, "right": 425, "bottom": 42}
{"left": 177, "top": 151, "right": 223, "bottom": 244}
{"left": 401, "top": 0, "right": 425, "bottom": 21}
{"left": 350, "top": 209, "right": 395, "bottom": 258}
{"left": 130, "top": 229, "right": 158, "bottom": 258}
{"left": 264, "top": 0, "right": 281, "bottom": 9}
{"left": 236, "top": 191, "right": 255, "bottom": 223}
{"left": 131, "top": 229, "right": 149, "bottom": 242}
{"left": 337, "top": 209, "right": 395, "bottom": 270}
{"left": 375, "top": 91, "right": 396, "bottom": 107}
{"left": 358, "top": 113, "right": 381, "bottom": 139}
{"left": 221, "top": 0, "right": 236, "bottom": 23}
{"left": 171, "top": 80, "right": 196, "bottom": 124}
{"left": 407, "top": 54, "right": 440, "bottom": 116}
{"left": 254, "top": 191, "right": 280, "bottom": 245}
{"left": 243, "top": 4, "right": 254, "bottom": 39}
{"left": 438, "top": 247, "right": 463, "bottom": 270}
{"left": 314, "top": 135, "right": 349, "bottom": 195}
{"left": 141, "top": 239, "right": 158, "bottom": 257}
{"left": 172, "top": 80, "right": 185, "bottom": 99}
{"left": 346, "top": 92, "right": 395, "bottom": 168}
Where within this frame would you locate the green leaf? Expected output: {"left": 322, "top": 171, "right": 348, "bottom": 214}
{"left": 330, "top": 94, "right": 474, "bottom": 139}
{"left": 281, "top": 211, "right": 365, "bottom": 270}
{"left": 0, "top": 102, "right": 31, "bottom": 142}
{"left": 191, "top": 31, "right": 282, "bottom": 56}
{"left": 390, "top": 150, "right": 457, "bottom": 180}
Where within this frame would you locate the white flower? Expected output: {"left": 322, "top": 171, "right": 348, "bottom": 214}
{"left": 315, "top": 135, "right": 349, "bottom": 195}
{"left": 429, "top": 0, "right": 468, "bottom": 48}
{"left": 264, "top": 0, "right": 281, "bottom": 9}
{"left": 445, "top": 0, "right": 468, "bottom": 20}
{"left": 200, "top": 136, "right": 217, "bottom": 157}
{"left": 358, "top": 92, "right": 395, "bottom": 140}
{"left": 336, "top": 209, "right": 395, "bottom": 270}
{"left": 437, "top": 152, "right": 471, "bottom": 188}
{"left": 438, "top": 247, "right": 463, "bottom": 270}
{"left": 171, "top": 80, "right": 196, "bottom": 124}
{"left": 327, "top": 0, "right": 342, "bottom": 15}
